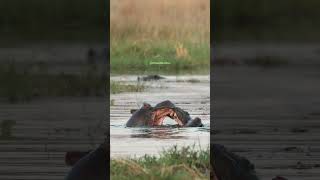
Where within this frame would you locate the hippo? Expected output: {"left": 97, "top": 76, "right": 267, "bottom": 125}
{"left": 137, "top": 74, "right": 165, "bottom": 81}
{"left": 212, "top": 144, "right": 259, "bottom": 180}
{"left": 65, "top": 142, "right": 108, "bottom": 180}
{"left": 126, "top": 100, "right": 204, "bottom": 127}
{"left": 64, "top": 103, "right": 260, "bottom": 180}
{"left": 65, "top": 143, "right": 259, "bottom": 180}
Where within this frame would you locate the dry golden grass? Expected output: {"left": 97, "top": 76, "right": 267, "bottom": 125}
{"left": 111, "top": 0, "right": 210, "bottom": 43}
{"left": 110, "top": 0, "right": 210, "bottom": 74}
{"left": 175, "top": 42, "right": 190, "bottom": 59}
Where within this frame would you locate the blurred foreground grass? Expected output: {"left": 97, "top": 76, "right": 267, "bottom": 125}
{"left": 111, "top": 145, "right": 210, "bottom": 180}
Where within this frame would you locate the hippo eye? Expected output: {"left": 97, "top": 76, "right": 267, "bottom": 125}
{"left": 143, "top": 102, "right": 151, "bottom": 109}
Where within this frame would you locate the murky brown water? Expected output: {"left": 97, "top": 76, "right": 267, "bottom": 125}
{"left": 110, "top": 75, "right": 210, "bottom": 157}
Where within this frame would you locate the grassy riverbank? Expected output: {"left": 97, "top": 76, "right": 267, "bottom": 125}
{"left": 111, "top": 41, "right": 210, "bottom": 75}
{"left": 111, "top": 145, "right": 210, "bottom": 180}
{"left": 110, "top": 0, "right": 210, "bottom": 74}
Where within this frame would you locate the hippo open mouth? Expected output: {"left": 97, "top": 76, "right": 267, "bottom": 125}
{"left": 126, "top": 100, "right": 203, "bottom": 127}
{"left": 151, "top": 108, "right": 184, "bottom": 126}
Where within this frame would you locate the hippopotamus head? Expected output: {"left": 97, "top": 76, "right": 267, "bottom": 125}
{"left": 126, "top": 102, "right": 154, "bottom": 127}
{"left": 212, "top": 144, "right": 259, "bottom": 180}
{"left": 126, "top": 100, "right": 203, "bottom": 127}
{"left": 185, "top": 117, "right": 203, "bottom": 127}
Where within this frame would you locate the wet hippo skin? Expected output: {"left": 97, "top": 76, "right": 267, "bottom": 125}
{"left": 212, "top": 144, "right": 259, "bottom": 180}
{"left": 65, "top": 143, "right": 107, "bottom": 180}
{"left": 126, "top": 100, "right": 204, "bottom": 127}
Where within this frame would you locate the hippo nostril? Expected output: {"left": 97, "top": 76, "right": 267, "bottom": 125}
{"left": 143, "top": 102, "right": 151, "bottom": 109}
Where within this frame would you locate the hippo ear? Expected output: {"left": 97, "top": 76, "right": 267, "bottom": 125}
{"left": 142, "top": 102, "right": 151, "bottom": 109}
{"left": 130, "top": 109, "right": 137, "bottom": 114}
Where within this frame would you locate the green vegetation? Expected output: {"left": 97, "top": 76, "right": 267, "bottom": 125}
{"left": 111, "top": 145, "right": 210, "bottom": 180}
{"left": 214, "top": 0, "right": 320, "bottom": 42}
{"left": 0, "top": 62, "right": 106, "bottom": 103}
{"left": 110, "top": 99, "right": 115, "bottom": 106}
{"left": 0, "top": 120, "right": 16, "bottom": 139}
{"left": 111, "top": 41, "right": 210, "bottom": 75}
{"left": 110, "top": 0, "right": 210, "bottom": 75}
{"left": 111, "top": 81, "right": 145, "bottom": 94}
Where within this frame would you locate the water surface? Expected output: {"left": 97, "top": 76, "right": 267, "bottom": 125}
{"left": 110, "top": 75, "right": 210, "bottom": 157}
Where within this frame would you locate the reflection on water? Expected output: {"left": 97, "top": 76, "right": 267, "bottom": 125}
{"left": 130, "top": 127, "right": 184, "bottom": 139}
{"left": 110, "top": 122, "right": 210, "bottom": 157}
{"left": 129, "top": 125, "right": 210, "bottom": 139}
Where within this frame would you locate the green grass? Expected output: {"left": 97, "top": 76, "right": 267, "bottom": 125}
{"left": 0, "top": 62, "right": 106, "bottom": 103}
{"left": 111, "top": 81, "right": 145, "bottom": 94}
{"left": 111, "top": 145, "right": 210, "bottom": 180}
{"left": 110, "top": 0, "right": 210, "bottom": 75}
{"left": 111, "top": 40, "right": 210, "bottom": 75}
